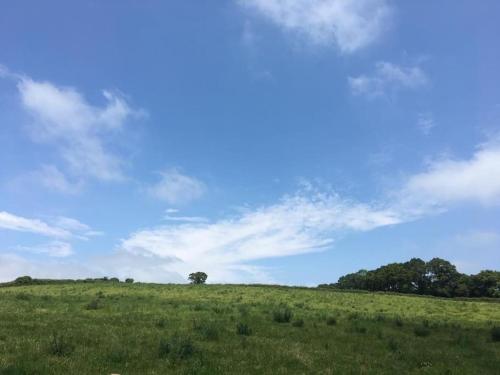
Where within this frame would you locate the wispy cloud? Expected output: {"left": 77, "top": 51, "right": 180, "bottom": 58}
{"left": 417, "top": 112, "right": 436, "bottom": 135}
{"left": 147, "top": 169, "right": 206, "bottom": 205}
{"left": 120, "top": 188, "right": 401, "bottom": 282}
{"left": 17, "top": 241, "right": 74, "bottom": 258}
{"left": 349, "top": 62, "right": 428, "bottom": 98}
{"left": 17, "top": 77, "right": 140, "bottom": 182}
{"left": 0, "top": 211, "right": 100, "bottom": 240}
{"left": 239, "top": 0, "right": 392, "bottom": 53}
{"left": 0, "top": 211, "right": 71, "bottom": 238}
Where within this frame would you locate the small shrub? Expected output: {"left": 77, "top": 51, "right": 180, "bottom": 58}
{"left": 48, "top": 333, "right": 74, "bottom": 357}
{"left": 414, "top": 326, "right": 431, "bottom": 337}
{"left": 292, "top": 319, "right": 304, "bottom": 327}
{"left": 273, "top": 306, "right": 293, "bottom": 323}
{"left": 158, "top": 335, "right": 195, "bottom": 361}
{"left": 491, "top": 326, "right": 500, "bottom": 342}
{"left": 395, "top": 317, "right": 404, "bottom": 327}
{"left": 108, "top": 347, "right": 128, "bottom": 363}
{"left": 387, "top": 338, "right": 399, "bottom": 352}
{"left": 326, "top": 317, "right": 337, "bottom": 326}
{"left": 156, "top": 318, "right": 167, "bottom": 328}
{"left": 354, "top": 325, "right": 367, "bottom": 334}
{"left": 109, "top": 277, "right": 119, "bottom": 282}
{"left": 15, "top": 293, "right": 30, "bottom": 301}
{"left": 85, "top": 299, "right": 101, "bottom": 310}
{"left": 194, "top": 321, "right": 219, "bottom": 341}
{"left": 236, "top": 322, "right": 252, "bottom": 336}
{"left": 125, "top": 278, "right": 134, "bottom": 283}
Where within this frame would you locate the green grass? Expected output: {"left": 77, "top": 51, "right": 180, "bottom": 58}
{"left": 0, "top": 283, "right": 499, "bottom": 374}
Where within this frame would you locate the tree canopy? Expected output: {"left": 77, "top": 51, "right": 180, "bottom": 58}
{"left": 188, "top": 272, "right": 208, "bottom": 285}
{"left": 319, "top": 258, "right": 499, "bottom": 298}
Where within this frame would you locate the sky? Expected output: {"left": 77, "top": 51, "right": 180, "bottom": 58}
{"left": 1, "top": 0, "right": 500, "bottom": 285}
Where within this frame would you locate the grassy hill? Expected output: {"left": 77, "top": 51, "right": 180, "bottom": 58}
{"left": 0, "top": 282, "right": 499, "bottom": 374}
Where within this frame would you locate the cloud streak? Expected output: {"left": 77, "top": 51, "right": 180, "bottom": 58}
{"left": 349, "top": 61, "right": 428, "bottom": 98}
{"left": 147, "top": 169, "right": 206, "bottom": 205}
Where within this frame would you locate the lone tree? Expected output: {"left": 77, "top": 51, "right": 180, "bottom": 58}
{"left": 188, "top": 272, "right": 207, "bottom": 284}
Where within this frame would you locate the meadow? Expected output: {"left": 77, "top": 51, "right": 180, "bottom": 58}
{"left": 0, "top": 282, "right": 499, "bottom": 374}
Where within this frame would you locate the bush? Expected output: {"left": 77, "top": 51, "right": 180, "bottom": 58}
{"left": 109, "top": 277, "right": 119, "bottom": 282}
{"left": 156, "top": 318, "right": 167, "bottom": 328}
{"left": 236, "top": 322, "right": 252, "bottom": 336}
{"left": 48, "top": 333, "right": 74, "bottom": 357}
{"left": 326, "top": 317, "right": 337, "bottom": 326}
{"left": 125, "top": 278, "right": 134, "bottom": 284}
{"left": 292, "top": 319, "right": 304, "bottom": 327}
{"left": 85, "top": 299, "right": 101, "bottom": 310}
{"left": 414, "top": 326, "right": 431, "bottom": 337}
{"left": 387, "top": 338, "right": 399, "bottom": 352}
{"left": 395, "top": 317, "right": 404, "bottom": 327}
{"left": 158, "top": 334, "right": 195, "bottom": 360}
{"left": 273, "top": 306, "right": 293, "bottom": 323}
{"left": 194, "top": 321, "right": 219, "bottom": 341}
{"left": 491, "top": 326, "right": 500, "bottom": 342}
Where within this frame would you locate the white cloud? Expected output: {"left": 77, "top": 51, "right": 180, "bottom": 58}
{"left": 120, "top": 189, "right": 401, "bottom": 282}
{"left": 0, "top": 211, "right": 71, "bottom": 238}
{"left": 147, "top": 169, "right": 206, "bottom": 205}
{"left": 417, "top": 112, "right": 436, "bottom": 136}
{"left": 0, "top": 211, "right": 100, "bottom": 241}
{"left": 349, "top": 61, "right": 428, "bottom": 98}
{"left": 17, "top": 241, "right": 74, "bottom": 257}
{"left": 16, "top": 76, "right": 140, "bottom": 183}
{"left": 401, "top": 140, "right": 500, "bottom": 207}
{"left": 239, "top": 0, "right": 392, "bottom": 53}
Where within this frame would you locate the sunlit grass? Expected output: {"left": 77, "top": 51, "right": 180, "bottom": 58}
{"left": 0, "top": 283, "right": 498, "bottom": 374}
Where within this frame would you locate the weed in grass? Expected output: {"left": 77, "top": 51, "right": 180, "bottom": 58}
{"left": 108, "top": 346, "right": 128, "bottom": 363}
{"left": 388, "top": 338, "right": 399, "bottom": 352}
{"left": 273, "top": 306, "right": 293, "bottom": 323}
{"left": 158, "top": 334, "right": 195, "bottom": 361}
{"left": 156, "top": 318, "right": 167, "bottom": 328}
{"left": 85, "top": 299, "right": 101, "bottom": 310}
{"left": 326, "top": 317, "right": 337, "bottom": 326}
{"left": 15, "top": 293, "right": 30, "bottom": 301}
{"left": 292, "top": 319, "right": 304, "bottom": 327}
{"left": 48, "top": 332, "right": 74, "bottom": 357}
{"left": 491, "top": 326, "right": 500, "bottom": 342}
{"left": 194, "top": 321, "right": 220, "bottom": 341}
{"left": 236, "top": 322, "right": 252, "bottom": 336}
{"left": 414, "top": 326, "right": 431, "bottom": 337}
{"left": 395, "top": 317, "right": 404, "bottom": 327}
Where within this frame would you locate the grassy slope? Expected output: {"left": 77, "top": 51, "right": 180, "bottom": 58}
{"left": 0, "top": 283, "right": 498, "bottom": 374}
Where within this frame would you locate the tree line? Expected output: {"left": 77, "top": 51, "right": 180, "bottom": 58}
{"left": 319, "top": 258, "right": 499, "bottom": 298}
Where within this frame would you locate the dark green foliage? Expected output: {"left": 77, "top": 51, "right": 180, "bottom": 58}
{"left": 156, "top": 318, "right": 167, "bottom": 328}
{"left": 158, "top": 335, "right": 195, "bottom": 360}
{"left": 387, "top": 338, "right": 399, "bottom": 352}
{"left": 273, "top": 306, "right": 293, "bottom": 323}
{"left": 125, "top": 278, "right": 134, "bottom": 283}
{"left": 491, "top": 327, "right": 500, "bottom": 342}
{"left": 414, "top": 326, "right": 431, "bottom": 337}
{"left": 14, "top": 276, "right": 33, "bottom": 285}
{"left": 330, "top": 257, "right": 500, "bottom": 298}
{"left": 326, "top": 316, "right": 337, "bottom": 326}
{"left": 188, "top": 272, "right": 208, "bottom": 285}
{"left": 48, "top": 333, "right": 74, "bottom": 357}
{"left": 292, "top": 319, "right": 304, "bottom": 327}
{"left": 194, "top": 321, "right": 220, "bottom": 341}
{"left": 15, "top": 293, "right": 30, "bottom": 301}
{"left": 395, "top": 317, "right": 404, "bottom": 327}
{"left": 85, "top": 299, "right": 101, "bottom": 310}
{"left": 108, "top": 346, "right": 128, "bottom": 363}
{"left": 236, "top": 322, "right": 252, "bottom": 336}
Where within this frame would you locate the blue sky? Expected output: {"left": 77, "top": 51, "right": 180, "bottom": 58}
{"left": 1, "top": 0, "right": 499, "bottom": 284}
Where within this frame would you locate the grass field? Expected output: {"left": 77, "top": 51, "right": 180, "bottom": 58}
{"left": 0, "top": 282, "right": 499, "bottom": 374}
